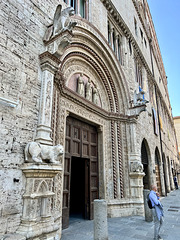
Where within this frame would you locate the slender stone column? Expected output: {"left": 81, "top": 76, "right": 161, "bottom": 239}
{"left": 85, "top": 0, "right": 89, "bottom": 20}
{"left": 94, "top": 199, "right": 108, "bottom": 240}
{"left": 159, "top": 163, "right": 166, "bottom": 196}
{"left": 143, "top": 189, "right": 153, "bottom": 222}
{"left": 77, "top": 0, "right": 80, "bottom": 15}
{"left": 121, "top": 35, "right": 127, "bottom": 66}
{"left": 110, "top": 27, "right": 113, "bottom": 49}
{"left": 129, "top": 121, "right": 145, "bottom": 212}
{"left": 164, "top": 158, "right": 171, "bottom": 193}
{"left": 115, "top": 34, "right": 119, "bottom": 57}
{"left": 35, "top": 54, "right": 60, "bottom": 145}
{"left": 141, "top": 67, "right": 147, "bottom": 91}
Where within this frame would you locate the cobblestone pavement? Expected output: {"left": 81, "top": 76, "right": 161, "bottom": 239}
{"left": 61, "top": 189, "right": 180, "bottom": 240}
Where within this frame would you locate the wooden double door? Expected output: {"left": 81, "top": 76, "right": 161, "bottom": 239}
{"left": 62, "top": 117, "right": 99, "bottom": 229}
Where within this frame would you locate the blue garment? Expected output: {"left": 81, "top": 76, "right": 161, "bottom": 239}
{"left": 149, "top": 190, "right": 164, "bottom": 221}
{"left": 149, "top": 190, "right": 160, "bottom": 207}
{"left": 139, "top": 86, "right": 145, "bottom": 100}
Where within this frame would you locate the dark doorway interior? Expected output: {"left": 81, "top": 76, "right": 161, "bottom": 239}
{"left": 141, "top": 140, "right": 149, "bottom": 189}
{"left": 63, "top": 116, "right": 98, "bottom": 229}
{"left": 70, "top": 157, "right": 87, "bottom": 219}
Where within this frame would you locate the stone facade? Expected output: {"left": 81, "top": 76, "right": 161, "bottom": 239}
{"left": 174, "top": 116, "right": 180, "bottom": 183}
{"left": 0, "top": 0, "right": 179, "bottom": 239}
{"left": 174, "top": 116, "right": 180, "bottom": 156}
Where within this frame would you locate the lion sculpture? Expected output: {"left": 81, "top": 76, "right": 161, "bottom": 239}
{"left": 25, "top": 142, "right": 64, "bottom": 164}
{"left": 130, "top": 161, "right": 143, "bottom": 173}
{"left": 44, "top": 4, "right": 77, "bottom": 41}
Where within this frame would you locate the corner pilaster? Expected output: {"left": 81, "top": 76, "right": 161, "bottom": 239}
{"left": 35, "top": 53, "right": 60, "bottom": 145}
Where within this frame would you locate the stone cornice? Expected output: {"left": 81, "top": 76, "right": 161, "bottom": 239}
{"left": 131, "top": 0, "right": 151, "bottom": 40}
{"left": 39, "top": 51, "right": 61, "bottom": 69}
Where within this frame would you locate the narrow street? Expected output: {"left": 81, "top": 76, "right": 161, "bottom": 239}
{"left": 61, "top": 189, "right": 180, "bottom": 240}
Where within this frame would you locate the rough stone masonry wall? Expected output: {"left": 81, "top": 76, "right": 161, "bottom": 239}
{"left": 0, "top": 0, "right": 66, "bottom": 234}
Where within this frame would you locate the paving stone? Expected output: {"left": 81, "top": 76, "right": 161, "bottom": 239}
{"left": 61, "top": 189, "right": 180, "bottom": 240}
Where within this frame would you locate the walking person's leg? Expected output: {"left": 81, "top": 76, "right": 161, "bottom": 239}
{"left": 157, "top": 217, "right": 164, "bottom": 239}
{"left": 152, "top": 209, "right": 160, "bottom": 240}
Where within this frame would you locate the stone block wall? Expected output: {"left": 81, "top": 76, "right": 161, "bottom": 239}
{"left": 0, "top": 0, "right": 178, "bottom": 236}
{"left": 0, "top": 0, "right": 64, "bottom": 235}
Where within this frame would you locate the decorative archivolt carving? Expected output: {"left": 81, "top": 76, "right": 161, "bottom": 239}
{"left": 111, "top": 120, "right": 117, "bottom": 199}
{"left": 117, "top": 122, "right": 124, "bottom": 198}
{"left": 59, "top": 44, "right": 120, "bottom": 113}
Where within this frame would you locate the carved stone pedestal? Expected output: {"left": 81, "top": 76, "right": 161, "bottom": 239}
{"left": 129, "top": 160, "right": 145, "bottom": 215}
{"left": 129, "top": 171, "right": 145, "bottom": 198}
{"left": 17, "top": 164, "right": 62, "bottom": 240}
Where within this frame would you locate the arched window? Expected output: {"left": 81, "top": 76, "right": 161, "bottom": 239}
{"left": 141, "top": 139, "right": 150, "bottom": 189}
{"left": 135, "top": 60, "right": 142, "bottom": 88}
{"left": 129, "top": 38, "right": 132, "bottom": 55}
{"left": 80, "top": 0, "right": 85, "bottom": 18}
{"left": 155, "top": 148, "right": 162, "bottom": 195}
{"left": 152, "top": 108, "right": 158, "bottom": 135}
{"left": 112, "top": 29, "right": 116, "bottom": 52}
{"left": 64, "top": 0, "right": 88, "bottom": 19}
{"left": 107, "top": 20, "right": 124, "bottom": 64}
{"left": 108, "top": 22, "right": 111, "bottom": 45}
{"left": 117, "top": 36, "right": 122, "bottom": 64}
{"left": 71, "top": 0, "right": 77, "bottom": 13}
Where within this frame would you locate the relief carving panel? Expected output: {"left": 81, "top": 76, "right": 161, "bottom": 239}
{"left": 62, "top": 59, "right": 110, "bottom": 111}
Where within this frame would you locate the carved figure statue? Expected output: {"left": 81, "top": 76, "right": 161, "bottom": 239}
{"left": 92, "top": 85, "right": 98, "bottom": 105}
{"left": 77, "top": 73, "right": 85, "bottom": 96}
{"left": 44, "top": 5, "right": 77, "bottom": 41}
{"left": 133, "top": 87, "right": 149, "bottom": 106}
{"left": 130, "top": 161, "right": 143, "bottom": 173}
{"left": 53, "top": 5, "right": 77, "bottom": 35}
{"left": 25, "top": 142, "right": 64, "bottom": 164}
{"left": 85, "top": 78, "right": 92, "bottom": 101}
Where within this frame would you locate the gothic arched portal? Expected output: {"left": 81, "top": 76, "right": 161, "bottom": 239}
{"left": 141, "top": 139, "right": 150, "bottom": 189}
{"left": 155, "top": 147, "right": 162, "bottom": 195}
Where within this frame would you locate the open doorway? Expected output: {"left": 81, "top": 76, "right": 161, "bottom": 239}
{"left": 141, "top": 139, "right": 150, "bottom": 189}
{"left": 62, "top": 116, "right": 99, "bottom": 229}
{"left": 70, "top": 157, "right": 90, "bottom": 219}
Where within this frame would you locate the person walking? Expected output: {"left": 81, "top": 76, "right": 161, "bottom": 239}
{"left": 149, "top": 185, "right": 164, "bottom": 240}
{"left": 173, "top": 175, "right": 178, "bottom": 189}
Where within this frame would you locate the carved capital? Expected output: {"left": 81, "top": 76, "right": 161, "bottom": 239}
{"left": 39, "top": 52, "right": 60, "bottom": 73}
